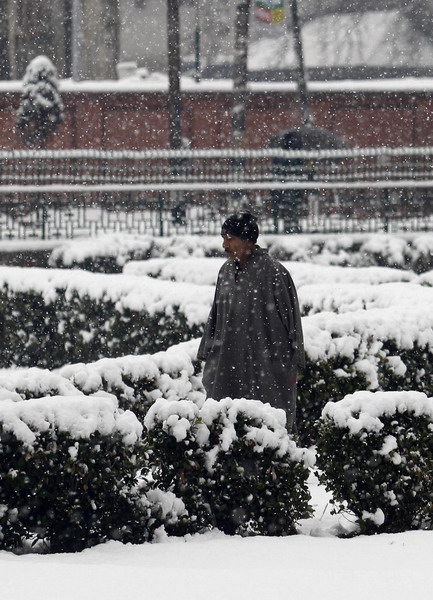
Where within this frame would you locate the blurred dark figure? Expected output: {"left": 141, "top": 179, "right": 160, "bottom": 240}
{"left": 270, "top": 126, "right": 348, "bottom": 233}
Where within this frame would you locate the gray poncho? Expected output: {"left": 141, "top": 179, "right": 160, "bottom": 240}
{"left": 197, "top": 246, "right": 305, "bottom": 429}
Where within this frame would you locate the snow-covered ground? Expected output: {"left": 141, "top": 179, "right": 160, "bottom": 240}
{"left": 1, "top": 472, "right": 432, "bottom": 600}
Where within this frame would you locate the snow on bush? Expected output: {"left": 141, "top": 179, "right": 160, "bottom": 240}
{"left": 124, "top": 257, "right": 417, "bottom": 287}
{"left": 299, "top": 291, "right": 433, "bottom": 443}
{"left": 49, "top": 234, "right": 222, "bottom": 272}
{"left": 49, "top": 232, "right": 433, "bottom": 273}
{"left": 0, "top": 266, "right": 212, "bottom": 368}
{"left": 0, "top": 367, "right": 82, "bottom": 401}
{"left": 298, "top": 281, "right": 431, "bottom": 315}
{"left": 49, "top": 233, "right": 154, "bottom": 273}
{"left": 0, "top": 394, "right": 149, "bottom": 552}
{"left": 265, "top": 232, "right": 433, "bottom": 273}
{"left": 0, "top": 342, "right": 204, "bottom": 420}
{"left": 316, "top": 390, "right": 433, "bottom": 534}
{"left": 0, "top": 394, "right": 142, "bottom": 447}
{"left": 144, "top": 396, "right": 314, "bottom": 536}
{"left": 124, "top": 257, "right": 226, "bottom": 286}
{"left": 0, "top": 261, "right": 432, "bottom": 444}
{"left": 59, "top": 347, "right": 205, "bottom": 420}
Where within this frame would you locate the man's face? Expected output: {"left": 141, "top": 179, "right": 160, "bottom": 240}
{"left": 222, "top": 234, "right": 252, "bottom": 263}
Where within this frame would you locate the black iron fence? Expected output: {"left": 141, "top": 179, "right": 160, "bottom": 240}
{"left": 0, "top": 147, "right": 433, "bottom": 239}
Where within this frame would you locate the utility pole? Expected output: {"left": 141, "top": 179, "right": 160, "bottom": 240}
{"left": 167, "top": 0, "right": 182, "bottom": 149}
{"left": 231, "top": 0, "right": 251, "bottom": 149}
{"left": 289, "top": 0, "right": 311, "bottom": 126}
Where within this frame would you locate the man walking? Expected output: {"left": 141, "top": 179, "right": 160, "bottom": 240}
{"left": 197, "top": 212, "right": 305, "bottom": 431}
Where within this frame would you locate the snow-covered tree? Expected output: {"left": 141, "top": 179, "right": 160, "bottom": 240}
{"left": 16, "top": 55, "right": 64, "bottom": 149}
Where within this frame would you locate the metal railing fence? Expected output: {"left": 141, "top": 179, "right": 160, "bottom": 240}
{"left": 0, "top": 147, "right": 433, "bottom": 238}
{"left": 1, "top": 146, "right": 433, "bottom": 188}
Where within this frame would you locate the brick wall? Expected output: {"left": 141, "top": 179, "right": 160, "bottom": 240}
{"left": 1, "top": 87, "right": 431, "bottom": 150}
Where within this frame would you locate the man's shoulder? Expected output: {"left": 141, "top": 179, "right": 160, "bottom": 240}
{"left": 256, "top": 250, "right": 297, "bottom": 291}
{"left": 256, "top": 248, "right": 287, "bottom": 274}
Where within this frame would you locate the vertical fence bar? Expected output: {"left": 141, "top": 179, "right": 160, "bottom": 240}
{"left": 158, "top": 192, "right": 164, "bottom": 237}
{"left": 383, "top": 188, "right": 390, "bottom": 233}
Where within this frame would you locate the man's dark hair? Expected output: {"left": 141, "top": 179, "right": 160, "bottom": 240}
{"left": 221, "top": 212, "right": 259, "bottom": 243}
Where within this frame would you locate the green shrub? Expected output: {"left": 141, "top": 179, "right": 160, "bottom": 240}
{"left": 1, "top": 264, "right": 432, "bottom": 450}
{"left": 316, "top": 390, "right": 433, "bottom": 534}
{"left": 0, "top": 279, "right": 204, "bottom": 369}
{"left": 0, "top": 394, "right": 149, "bottom": 552}
{"left": 297, "top": 356, "right": 370, "bottom": 445}
{"left": 145, "top": 397, "right": 314, "bottom": 536}
{"left": 47, "top": 233, "right": 433, "bottom": 274}
{"left": 48, "top": 235, "right": 222, "bottom": 273}
{"left": 48, "top": 234, "right": 154, "bottom": 273}
{"left": 297, "top": 302, "right": 433, "bottom": 445}
{"left": 297, "top": 338, "right": 433, "bottom": 446}
{"left": 59, "top": 348, "right": 205, "bottom": 421}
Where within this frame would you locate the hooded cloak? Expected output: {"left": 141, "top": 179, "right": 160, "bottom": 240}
{"left": 197, "top": 246, "right": 304, "bottom": 430}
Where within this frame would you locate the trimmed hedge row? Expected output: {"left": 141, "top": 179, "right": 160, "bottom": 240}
{"left": 59, "top": 347, "right": 205, "bottom": 422}
{"left": 49, "top": 232, "right": 433, "bottom": 273}
{"left": 1, "top": 267, "right": 433, "bottom": 445}
{"left": 299, "top": 307, "right": 433, "bottom": 444}
{"left": 0, "top": 394, "right": 156, "bottom": 552}
{"left": 0, "top": 380, "right": 311, "bottom": 551}
{"left": 13, "top": 326, "right": 429, "bottom": 450}
{"left": 144, "top": 397, "right": 314, "bottom": 536}
{"left": 0, "top": 267, "right": 210, "bottom": 369}
{"left": 0, "top": 288, "right": 201, "bottom": 369}
{"left": 2, "top": 308, "right": 431, "bottom": 447}
{"left": 48, "top": 234, "right": 222, "bottom": 273}
{"left": 316, "top": 390, "right": 433, "bottom": 534}
{"left": 125, "top": 257, "right": 420, "bottom": 288}
{"left": 1, "top": 352, "right": 432, "bottom": 548}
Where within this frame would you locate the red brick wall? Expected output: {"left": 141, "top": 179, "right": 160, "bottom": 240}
{"left": 0, "top": 88, "right": 431, "bottom": 150}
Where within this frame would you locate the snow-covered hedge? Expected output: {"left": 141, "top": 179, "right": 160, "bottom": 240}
{"left": 49, "top": 232, "right": 433, "bottom": 273}
{"left": 299, "top": 290, "right": 433, "bottom": 443}
{"left": 124, "top": 257, "right": 417, "bottom": 286}
{"left": 316, "top": 391, "right": 433, "bottom": 534}
{"left": 1, "top": 263, "right": 432, "bottom": 444}
{"left": 0, "top": 367, "right": 82, "bottom": 402}
{"left": 2, "top": 306, "right": 430, "bottom": 448}
{"left": 0, "top": 394, "right": 150, "bottom": 552}
{"left": 0, "top": 341, "right": 203, "bottom": 419}
{"left": 0, "top": 359, "right": 313, "bottom": 546}
{"left": 0, "top": 267, "right": 210, "bottom": 368}
{"left": 144, "top": 397, "right": 314, "bottom": 536}
{"left": 264, "top": 232, "right": 433, "bottom": 273}
{"left": 59, "top": 343, "right": 205, "bottom": 421}
{"left": 1, "top": 350, "right": 432, "bottom": 546}
{"left": 48, "top": 234, "right": 222, "bottom": 272}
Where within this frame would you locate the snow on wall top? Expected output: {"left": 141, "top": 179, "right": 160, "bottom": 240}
{"left": 2, "top": 75, "right": 433, "bottom": 95}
